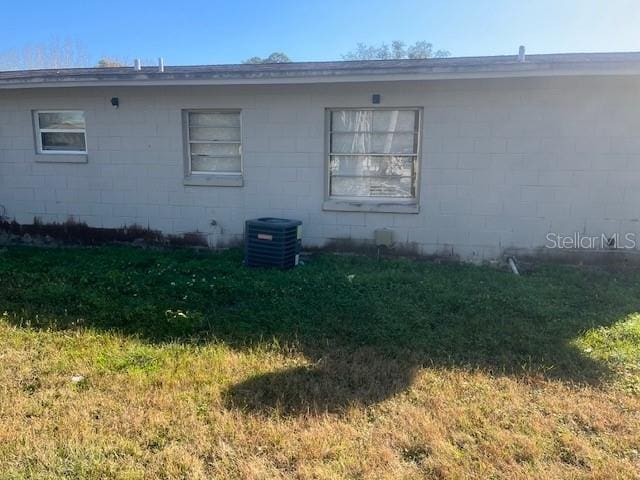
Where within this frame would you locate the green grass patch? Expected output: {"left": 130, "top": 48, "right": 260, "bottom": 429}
{"left": 578, "top": 313, "right": 640, "bottom": 392}
{"left": 1, "top": 245, "right": 640, "bottom": 388}
{"left": 95, "top": 345, "right": 161, "bottom": 374}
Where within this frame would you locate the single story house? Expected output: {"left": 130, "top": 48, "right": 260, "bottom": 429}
{"left": 1, "top": 51, "right": 640, "bottom": 261}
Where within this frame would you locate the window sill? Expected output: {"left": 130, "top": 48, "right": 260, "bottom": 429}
{"left": 322, "top": 199, "right": 419, "bottom": 214}
{"left": 35, "top": 153, "right": 88, "bottom": 164}
{"left": 183, "top": 174, "right": 243, "bottom": 187}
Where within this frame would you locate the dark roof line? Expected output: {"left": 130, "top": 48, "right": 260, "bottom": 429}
{"left": 2, "top": 52, "right": 640, "bottom": 87}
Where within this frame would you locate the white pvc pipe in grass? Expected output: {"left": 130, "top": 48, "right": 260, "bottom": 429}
{"left": 507, "top": 257, "right": 520, "bottom": 275}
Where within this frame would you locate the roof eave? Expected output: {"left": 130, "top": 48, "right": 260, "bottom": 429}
{"left": 2, "top": 62, "right": 640, "bottom": 89}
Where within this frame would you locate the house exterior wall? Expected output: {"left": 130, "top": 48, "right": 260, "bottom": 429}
{"left": 1, "top": 76, "right": 639, "bottom": 260}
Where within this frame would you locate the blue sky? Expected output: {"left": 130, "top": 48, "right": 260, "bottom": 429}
{"left": 1, "top": 0, "right": 639, "bottom": 65}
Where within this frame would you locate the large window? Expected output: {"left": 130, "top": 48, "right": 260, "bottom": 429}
{"left": 185, "top": 110, "right": 242, "bottom": 176}
{"left": 328, "top": 108, "right": 420, "bottom": 199}
{"left": 34, "top": 110, "right": 87, "bottom": 154}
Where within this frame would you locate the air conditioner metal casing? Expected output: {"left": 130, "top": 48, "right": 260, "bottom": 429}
{"left": 244, "top": 217, "right": 302, "bottom": 269}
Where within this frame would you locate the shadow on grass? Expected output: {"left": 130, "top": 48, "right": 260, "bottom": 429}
{"left": 1, "top": 245, "right": 638, "bottom": 415}
{"left": 227, "top": 349, "right": 425, "bottom": 415}
{"left": 224, "top": 324, "right": 618, "bottom": 415}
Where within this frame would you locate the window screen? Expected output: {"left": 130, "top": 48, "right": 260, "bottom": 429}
{"left": 186, "top": 111, "right": 242, "bottom": 175}
{"left": 35, "top": 111, "right": 87, "bottom": 154}
{"left": 328, "top": 109, "right": 419, "bottom": 198}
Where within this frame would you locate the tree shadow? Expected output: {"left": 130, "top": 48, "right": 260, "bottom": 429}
{"left": 226, "top": 348, "right": 423, "bottom": 415}
{"left": 1, "top": 246, "right": 638, "bottom": 416}
{"left": 223, "top": 317, "right": 621, "bottom": 415}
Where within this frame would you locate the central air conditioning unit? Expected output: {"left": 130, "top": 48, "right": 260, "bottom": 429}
{"left": 244, "top": 218, "right": 302, "bottom": 269}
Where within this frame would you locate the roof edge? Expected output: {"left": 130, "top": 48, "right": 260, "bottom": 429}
{"left": 2, "top": 52, "right": 640, "bottom": 89}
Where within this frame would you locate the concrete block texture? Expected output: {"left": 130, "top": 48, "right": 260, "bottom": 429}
{"left": 1, "top": 76, "right": 639, "bottom": 260}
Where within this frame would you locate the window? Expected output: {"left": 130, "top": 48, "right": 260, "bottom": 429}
{"left": 185, "top": 110, "right": 242, "bottom": 176}
{"left": 34, "top": 111, "right": 87, "bottom": 154}
{"left": 327, "top": 108, "right": 420, "bottom": 199}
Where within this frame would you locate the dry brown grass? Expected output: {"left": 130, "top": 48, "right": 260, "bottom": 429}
{"left": 1, "top": 324, "right": 639, "bottom": 479}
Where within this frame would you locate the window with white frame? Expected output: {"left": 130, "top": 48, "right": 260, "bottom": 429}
{"left": 34, "top": 111, "right": 87, "bottom": 154}
{"left": 327, "top": 108, "right": 420, "bottom": 199}
{"left": 185, "top": 110, "right": 242, "bottom": 175}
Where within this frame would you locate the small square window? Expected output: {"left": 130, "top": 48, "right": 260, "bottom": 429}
{"left": 184, "top": 110, "right": 242, "bottom": 178}
{"left": 34, "top": 110, "right": 87, "bottom": 154}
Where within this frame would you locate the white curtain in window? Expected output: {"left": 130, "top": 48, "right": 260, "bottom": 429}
{"left": 329, "top": 109, "right": 418, "bottom": 198}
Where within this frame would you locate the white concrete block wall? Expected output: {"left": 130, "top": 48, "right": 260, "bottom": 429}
{"left": 1, "top": 76, "right": 640, "bottom": 260}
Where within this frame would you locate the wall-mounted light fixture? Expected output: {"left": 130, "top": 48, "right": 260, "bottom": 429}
{"left": 110, "top": 97, "right": 120, "bottom": 108}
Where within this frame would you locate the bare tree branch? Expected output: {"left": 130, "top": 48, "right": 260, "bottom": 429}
{"left": 0, "top": 37, "right": 91, "bottom": 71}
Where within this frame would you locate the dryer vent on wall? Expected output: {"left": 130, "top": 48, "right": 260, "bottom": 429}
{"left": 245, "top": 218, "right": 302, "bottom": 269}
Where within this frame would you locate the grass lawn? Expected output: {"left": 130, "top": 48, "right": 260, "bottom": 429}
{"left": 0, "top": 245, "right": 639, "bottom": 479}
